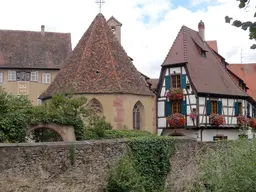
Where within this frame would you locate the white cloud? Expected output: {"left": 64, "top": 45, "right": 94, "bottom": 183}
{"left": 0, "top": 0, "right": 255, "bottom": 79}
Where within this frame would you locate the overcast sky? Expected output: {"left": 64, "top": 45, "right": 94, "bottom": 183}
{"left": 0, "top": 0, "right": 255, "bottom": 78}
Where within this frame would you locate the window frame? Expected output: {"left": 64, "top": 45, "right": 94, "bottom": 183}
{"left": 213, "top": 135, "right": 228, "bottom": 141}
{"left": 8, "top": 70, "right": 16, "bottom": 81}
{"left": 0, "top": 72, "right": 3, "bottom": 83}
{"left": 201, "top": 50, "right": 206, "bottom": 58}
{"left": 171, "top": 100, "right": 181, "bottom": 114}
{"left": 31, "top": 71, "right": 38, "bottom": 82}
{"left": 171, "top": 74, "right": 181, "bottom": 88}
{"left": 133, "top": 104, "right": 141, "bottom": 130}
{"left": 238, "top": 102, "right": 243, "bottom": 115}
{"left": 211, "top": 100, "right": 218, "bottom": 114}
{"left": 42, "top": 73, "right": 51, "bottom": 84}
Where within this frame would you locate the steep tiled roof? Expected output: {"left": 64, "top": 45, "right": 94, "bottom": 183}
{"left": 0, "top": 29, "right": 72, "bottom": 69}
{"left": 228, "top": 64, "right": 256, "bottom": 100}
{"left": 40, "top": 13, "right": 154, "bottom": 99}
{"left": 162, "top": 26, "right": 248, "bottom": 97}
{"left": 147, "top": 78, "right": 158, "bottom": 92}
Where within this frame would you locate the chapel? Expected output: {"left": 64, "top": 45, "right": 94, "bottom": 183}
{"left": 39, "top": 13, "right": 156, "bottom": 132}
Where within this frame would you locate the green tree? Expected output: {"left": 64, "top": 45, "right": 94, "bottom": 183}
{"left": 225, "top": 0, "right": 256, "bottom": 49}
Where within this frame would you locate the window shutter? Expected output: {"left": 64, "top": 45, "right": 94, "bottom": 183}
{"left": 181, "top": 74, "right": 186, "bottom": 89}
{"left": 206, "top": 100, "right": 212, "bottom": 115}
{"left": 165, "top": 100, "right": 171, "bottom": 116}
{"left": 247, "top": 104, "right": 251, "bottom": 117}
{"left": 181, "top": 100, "right": 187, "bottom": 115}
{"left": 165, "top": 76, "right": 170, "bottom": 90}
{"left": 234, "top": 102, "right": 239, "bottom": 116}
{"left": 217, "top": 101, "right": 222, "bottom": 115}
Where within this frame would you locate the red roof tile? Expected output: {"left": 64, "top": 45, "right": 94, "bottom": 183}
{"left": 40, "top": 13, "right": 154, "bottom": 99}
{"left": 227, "top": 64, "right": 256, "bottom": 100}
{"left": 162, "top": 26, "right": 248, "bottom": 97}
{"left": 206, "top": 40, "right": 218, "bottom": 53}
{"left": 0, "top": 29, "right": 72, "bottom": 69}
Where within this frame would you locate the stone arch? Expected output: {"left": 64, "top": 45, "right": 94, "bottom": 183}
{"left": 27, "top": 124, "right": 75, "bottom": 142}
{"left": 87, "top": 98, "right": 104, "bottom": 115}
{"left": 132, "top": 101, "right": 145, "bottom": 130}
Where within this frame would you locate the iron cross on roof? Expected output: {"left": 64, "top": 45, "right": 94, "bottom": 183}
{"left": 95, "top": 0, "right": 105, "bottom": 13}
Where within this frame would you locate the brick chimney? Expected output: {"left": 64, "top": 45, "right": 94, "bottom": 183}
{"left": 198, "top": 20, "right": 205, "bottom": 41}
{"left": 41, "top": 25, "right": 45, "bottom": 36}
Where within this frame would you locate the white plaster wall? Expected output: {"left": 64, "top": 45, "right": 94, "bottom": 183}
{"left": 158, "top": 98, "right": 165, "bottom": 101}
{"left": 160, "top": 88, "right": 165, "bottom": 97}
{"left": 201, "top": 129, "right": 240, "bottom": 141}
{"left": 170, "top": 67, "right": 181, "bottom": 74}
{"left": 158, "top": 118, "right": 166, "bottom": 128}
{"left": 187, "top": 117, "right": 194, "bottom": 126}
{"left": 228, "top": 99, "right": 234, "bottom": 106}
{"left": 162, "top": 129, "right": 201, "bottom": 141}
{"left": 157, "top": 102, "right": 165, "bottom": 117}
{"left": 189, "top": 95, "right": 196, "bottom": 104}
{"left": 165, "top": 70, "right": 169, "bottom": 76}
{"left": 199, "top": 106, "right": 204, "bottom": 114}
{"left": 199, "top": 97, "right": 205, "bottom": 105}
{"left": 157, "top": 129, "right": 163, "bottom": 136}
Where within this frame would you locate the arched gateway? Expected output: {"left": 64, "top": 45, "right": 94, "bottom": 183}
{"left": 27, "top": 124, "right": 76, "bottom": 142}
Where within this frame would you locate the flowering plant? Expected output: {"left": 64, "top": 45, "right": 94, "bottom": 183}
{"left": 249, "top": 118, "right": 256, "bottom": 129}
{"left": 209, "top": 113, "right": 225, "bottom": 126}
{"left": 165, "top": 88, "right": 183, "bottom": 100}
{"left": 237, "top": 115, "right": 250, "bottom": 126}
{"left": 189, "top": 111, "right": 198, "bottom": 120}
{"left": 167, "top": 113, "right": 185, "bottom": 128}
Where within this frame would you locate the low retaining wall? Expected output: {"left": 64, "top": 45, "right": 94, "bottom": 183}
{"left": 0, "top": 138, "right": 218, "bottom": 192}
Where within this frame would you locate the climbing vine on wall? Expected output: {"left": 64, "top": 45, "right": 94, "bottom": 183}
{"left": 106, "top": 136, "right": 176, "bottom": 192}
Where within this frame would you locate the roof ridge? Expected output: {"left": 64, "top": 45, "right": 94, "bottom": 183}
{"left": 206, "top": 42, "right": 249, "bottom": 96}
{"left": 100, "top": 15, "right": 123, "bottom": 92}
{"left": 182, "top": 26, "right": 188, "bottom": 62}
{"left": 162, "top": 26, "right": 183, "bottom": 65}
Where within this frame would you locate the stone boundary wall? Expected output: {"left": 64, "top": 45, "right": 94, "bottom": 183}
{"left": 0, "top": 138, "right": 220, "bottom": 192}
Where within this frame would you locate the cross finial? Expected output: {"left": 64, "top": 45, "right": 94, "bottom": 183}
{"left": 95, "top": 0, "right": 105, "bottom": 13}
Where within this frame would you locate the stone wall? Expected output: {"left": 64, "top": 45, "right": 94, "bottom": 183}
{"left": 0, "top": 138, "right": 219, "bottom": 192}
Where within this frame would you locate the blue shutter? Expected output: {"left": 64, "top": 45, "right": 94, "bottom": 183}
{"left": 181, "top": 100, "right": 187, "bottom": 115}
{"left": 181, "top": 74, "right": 186, "bottom": 89}
{"left": 218, "top": 101, "right": 222, "bottom": 115}
{"left": 234, "top": 102, "right": 239, "bottom": 116}
{"left": 165, "top": 101, "right": 171, "bottom": 116}
{"left": 165, "top": 76, "right": 170, "bottom": 90}
{"left": 206, "top": 100, "right": 212, "bottom": 115}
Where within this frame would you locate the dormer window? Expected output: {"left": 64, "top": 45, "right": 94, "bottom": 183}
{"left": 111, "top": 26, "right": 116, "bottom": 34}
{"left": 201, "top": 50, "right": 206, "bottom": 58}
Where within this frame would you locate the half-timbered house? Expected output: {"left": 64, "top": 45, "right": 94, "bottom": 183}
{"left": 157, "top": 20, "right": 255, "bottom": 141}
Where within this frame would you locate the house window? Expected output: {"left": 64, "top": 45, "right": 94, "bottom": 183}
{"left": 133, "top": 104, "right": 141, "bottom": 130}
{"left": 171, "top": 75, "right": 181, "bottom": 88}
{"left": 213, "top": 135, "right": 228, "bottom": 141}
{"left": 37, "top": 96, "right": 42, "bottom": 105}
{"left": 211, "top": 101, "right": 218, "bottom": 114}
{"left": 8, "top": 70, "right": 16, "bottom": 81}
{"left": 88, "top": 99, "right": 103, "bottom": 115}
{"left": 201, "top": 51, "right": 206, "bottom": 58}
{"left": 31, "top": 71, "right": 38, "bottom": 81}
{"left": 16, "top": 71, "right": 30, "bottom": 81}
{"left": 0, "top": 72, "right": 3, "bottom": 83}
{"left": 172, "top": 100, "right": 181, "bottom": 114}
{"left": 42, "top": 73, "right": 51, "bottom": 84}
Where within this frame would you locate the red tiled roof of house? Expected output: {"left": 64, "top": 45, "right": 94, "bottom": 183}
{"left": 227, "top": 64, "right": 256, "bottom": 100}
{"left": 40, "top": 13, "right": 154, "bottom": 99}
{"left": 0, "top": 29, "right": 72, "bottom": 69}
{"left": 147, "top": 78, "right": 158, "bottom": 92}
{"left": 162, "top": 26, "right": 248, "bottom": 97}
{"left": 206, "top": 40, "right": 218, "bottom": 53}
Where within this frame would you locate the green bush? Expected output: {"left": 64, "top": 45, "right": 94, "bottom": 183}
{"left": 106, "top": 136, "right": 176, "bottom": 192}
{"left": 106, "top": 155, "right": 145, "bottom": 192}
{"left": 104, "top": 130, "right": 152, "bottom": 139}
{"left": 194, "top": 139, "right": 256, "bottom": 192}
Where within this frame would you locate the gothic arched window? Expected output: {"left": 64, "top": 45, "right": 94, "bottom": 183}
{"left": 88, "top": 99, "right": 103, "bottom": 115}
{"left": 133, "top": 101, "right": 144, "bottom": 130}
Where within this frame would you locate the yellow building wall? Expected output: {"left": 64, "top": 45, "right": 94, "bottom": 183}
{"left": 0, "top": 69, "right": 59, "bottom": 105}
{"left": 76, "top": 94, "right": 156, "bottom": 133}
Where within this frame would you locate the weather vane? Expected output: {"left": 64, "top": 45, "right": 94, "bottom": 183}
{"left": 95, "top": 0, "right": 105, "bottom": 13}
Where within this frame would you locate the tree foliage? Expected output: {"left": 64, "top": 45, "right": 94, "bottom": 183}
{"left": 191, "top": 139, "right": 256, "bottom": 191}
{"left": 106, "top": 136, "right": 176, "bottom": 192}
{"left": 225, "top": 0, "right": 256, "bottom": 49}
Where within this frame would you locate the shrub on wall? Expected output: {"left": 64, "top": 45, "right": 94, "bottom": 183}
{"left": 191, "top": 139, "right": 256, "bottom": 191}
{"left": 106, "top": 136, "right": 176, "bottom": 192}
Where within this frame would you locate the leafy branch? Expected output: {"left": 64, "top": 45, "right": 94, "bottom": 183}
{"left": 225, "top": 0, "right": 256, "bottom": 49}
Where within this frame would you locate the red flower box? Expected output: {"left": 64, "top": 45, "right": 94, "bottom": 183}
{"left": 237, "top": 115, "right": 249, "bottom": 126}
{"left": 209, "top": 114, "right": 225, "bottom": 126}
{"left": 167, "top": 113, "right": 186, "bottom": 128}
{"left": 165, "top": 88, "right": 183, "bottom": 100}
{"left": 250, "top": 118, "right": 256, "bottom": 129}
